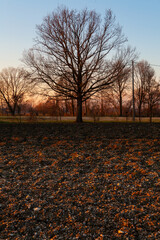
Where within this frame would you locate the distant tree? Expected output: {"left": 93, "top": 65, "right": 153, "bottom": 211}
{"left": 101, "top": 89, "right": 118, "bottom": 115}
{"left": 110, "top": 46, "right": 137, "bottom": 116}
{"left": 23, "top": 7, "right": 127, "bottom": 122}
{"left": 135, "top": 60, "right": 157, "bottom": 121}
{"left": 135, "top": 61, "right": 149, "bottom": 120}
{"left": 35, "top": 102, "right": 48, "bottom": 116}
{"left": 123, "top": 98, "right": 133, "bottom": 119}
{"left": 0, "top": 67, "right": 31, "bottom": 115}
{"left": 0, "top": 95, "right": 5, "bottom": 115}
{"left": 145, "top": 76, "right": 160, "bottom": 122}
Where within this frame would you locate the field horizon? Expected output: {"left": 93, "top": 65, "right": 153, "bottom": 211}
{"left": 0, "top": 115, "right": 160, "bottom": 124}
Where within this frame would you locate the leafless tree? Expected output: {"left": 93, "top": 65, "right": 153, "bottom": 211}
{"left": 109, "top": 46, "right": 137, "bottom": 116}
{"left": 135, "top": 60, "right": 156, "bottom": 121}
{"left": 0, "top": 67, "right": 31, "bottom": 115}
{"left": 23, "top": 7, "right": 127, "bottom": 122}
{"left": 145, "top": 74, "right": 160, "bottom": 122}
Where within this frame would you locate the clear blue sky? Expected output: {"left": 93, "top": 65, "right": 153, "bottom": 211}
{"left": 0, "top": 0, "right": 160, "bottom": 77}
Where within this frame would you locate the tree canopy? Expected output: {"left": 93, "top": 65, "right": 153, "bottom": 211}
{"left": 23, "top": 7, "right": 127, "bottom": 122}
{"left": 0, "top": 67, "right": 31, "bottom": 115}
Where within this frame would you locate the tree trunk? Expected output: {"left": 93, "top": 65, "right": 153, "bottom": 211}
{"left": 76, "top": 96, "right": 83, "bottom": 122}
{"left": 149, "top": 105, "right": 152, "bottom": 123}
{"left": 119, "top": 92, "right": 122, "bottom": 117}
{"left": 71, "top": 98, "right": 75, "bottom": 116}
{"left": 7, "top": 102, "right": 15, "bottom": 116}
{"left": 85, "top": 100, "right": 88, "bottom": 116}
{"left": 65, "top": 99, "right": 68, "bottom": 115}
{"left": 13, "top": 103, "right": 17, "bottom": 116}
{"left": 138, "top": 104, "right": 141, "bottom": 122}
{"left": 101, "top": 98, "right": 104, "bottom": 116}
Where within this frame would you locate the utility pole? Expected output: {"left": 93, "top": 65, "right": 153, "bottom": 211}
{"left": 132, "top": 60, "right": 135, "bottom": 121}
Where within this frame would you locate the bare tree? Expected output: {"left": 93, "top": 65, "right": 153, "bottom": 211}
{"left": 135, "top": 60, "right": 155, "bottom": 121}
{"left": 23, "top": 7, "right": 127, "bottom": 122}
{"left": 0, "top": 67, "right": 31, "bottom": 115}
{"left": 145, "top": 75, "right": 160, "bottom": 122}
{"left": 109, "top": 47, "right": 137, "bottom": 116}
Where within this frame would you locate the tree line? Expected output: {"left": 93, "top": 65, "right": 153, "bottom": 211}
{"left": 0, "top": 7, "right": 159, "bottom": 122}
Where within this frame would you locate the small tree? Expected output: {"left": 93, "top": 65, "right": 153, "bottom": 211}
{"left": 110, "top": 47, "right": 137, "bottom": 116}
{"left": 145, "top": 78, "right": 160, "bottom": 122}
{"left": 23, "top": 7, "right": 127, "bottom": 122}
{"left": 135, "top": 61, "right": 150, "bottom": 120}
{"left": 134, "top": 60, "right": 159, "bottom": 121}
{"left": 0, "top": 67, "right": 31, "bottom": 115}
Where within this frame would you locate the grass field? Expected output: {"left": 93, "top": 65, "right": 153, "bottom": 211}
{"left": 0, "top": 115, "right": 160, "bottom": 123}
{"left": 1, "top": 122, "right": 160, "bottom": 239}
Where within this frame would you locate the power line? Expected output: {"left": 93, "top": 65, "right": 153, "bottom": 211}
{"left": 150, "top": 64, "right": 160, "bottom": 68}
{"left": 134, "top": 61, "right": 160, "bottom": 68}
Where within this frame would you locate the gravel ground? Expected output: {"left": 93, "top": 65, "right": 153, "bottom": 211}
{"left": 0, "top": 123, "right": 160, "bottom": 239}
